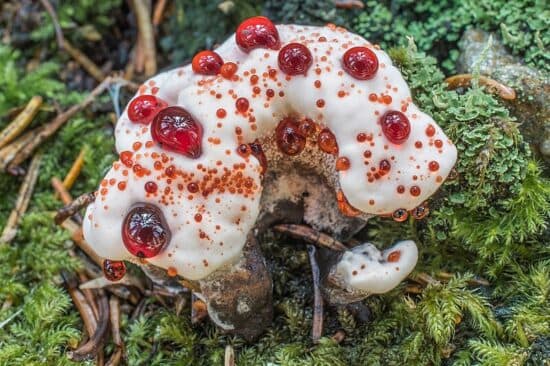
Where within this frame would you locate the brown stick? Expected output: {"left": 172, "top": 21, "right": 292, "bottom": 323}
{"left": 152, "top": 0, "right": 168, "bottom": 26}
{"left": 68, "top": 290, "right": 110, "bottom": 361}
{"left": 436, "top": 271, "right": 490, "bottom": 286}
{"left": 445, "top": 74, "right": 516, "bottom": 100}
{"left": 334, "top": 0, "right": 365, "bottom": 9}
{"left": 273, "top": 224, "right": 348, "bottom": 251}
{"left": 0, "top": 153, "right": 42, "bottom": 243}
{"left": 0, "top": 130, "right": 36, "bottom": 175}
{"left": 54, "top": 191, "right": 95, "bottom": 225}
{"left": 6, "top": 77, "right": 116, "bottom": 172}
{"left": 62, "top": 40, "right": 106, "bottom": 82}
{"left": 38, "top": 0, "right": 64, "bottom": 48}
{"left": 63, "top": 271, "right": 98, "bottom": 336}
{"left": 130, "top": 0, "right": 157, "bottom": 76}
{"left": 61, "top": 219, "right": 104, "bottom": 267}
{"left": 307, "top": 245, "right": 323, "bottom": 343}
{"left": 63, "top": 147, "right": 87, "bottom": 190}
{"left": 0, "top": 96, "right": 43, "bottom": 149}
{"left": 78, "top": 273, "right": 100, "bottom": 321}
{"left": 106, "top": 296, "right": 124, "bottom": 366}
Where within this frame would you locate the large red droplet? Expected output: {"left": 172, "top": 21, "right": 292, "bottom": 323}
{"left": 192, "top": 50, "right": 224, "bottom": 75}
{"left": 342, "top": 47, "right": 379, "bottom": 80}
{"left": 103, "top": 259, "right": 126, "bottom": 281}
{"left": 127, "top": 95, "right": 167, "bottom": 124}
{"left": 278, "top": 43, "right": 313, "bottom": 76}
{"left": 318, "top": 128, "right": 338, "bottom": 154}
{"left": 380, "top": 111, "right": 411, "bottom": 144}
{"left": 151, "top": 106, "right": 203, "bottom": 158}
{"left": 236, "top": 16, "right": 280, "bottom": 52}
{"left": 249, "top": 142, "right": 268, "bottom": 174}
{"left": 275, "top": 117, "right": 306, "bottom": 156}
{"left": 122, "top": 203, "right": 171, "bottom": 259}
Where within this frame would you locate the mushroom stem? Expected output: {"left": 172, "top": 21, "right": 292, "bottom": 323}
{"left": 273, "top": 224, "right": 348, "bottom": 251}
{"left": 0, "top": 96, "right": 43, "bottom": 149}
{"left": 55, "top": 191, "right": 95, "bottom": 225}
{"left": 68, "top": 289, "right": 110, "bottom": 361}
{"left": 308, "top": 245, "right": 324, "bottom": 343}
{"left": 0, "top": 153, "right": 42, "bottom": 243}
{"left": 445, "top": 74, "right": 516, "bottom": 100}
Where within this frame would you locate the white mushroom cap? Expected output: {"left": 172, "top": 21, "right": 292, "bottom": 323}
{"left": 335, "top": 240, "right": 418, "bottom": 294}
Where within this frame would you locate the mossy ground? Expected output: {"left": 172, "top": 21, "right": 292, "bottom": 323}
{"left": 0, "top": 1, "right": 548, "bottom": 365}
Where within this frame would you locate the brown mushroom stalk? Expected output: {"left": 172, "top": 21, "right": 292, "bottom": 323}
{"left": 273, "top": 224, "right": 348, "bottom": 251}
{"left": 0, "top": 153, "right": 42, "bottom": 243}
{"left": 0, "top": 96, "right": 43, "bottom": 149}
{"left": 308, "top": 245, "right": 324, "bottom": 343}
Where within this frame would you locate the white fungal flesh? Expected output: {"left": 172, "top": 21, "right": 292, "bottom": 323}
{"left": 83, "top": 24, "right": 457, "bottom": 281}
{"left": 335, "top": 240, "right": 418, "bottom": 294}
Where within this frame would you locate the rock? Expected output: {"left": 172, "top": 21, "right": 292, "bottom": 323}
{"left": 457, "top": 29, "right": 550, "bottom": 165}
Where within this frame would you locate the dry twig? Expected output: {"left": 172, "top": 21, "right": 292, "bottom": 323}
{"left": 152, "top": 0, "right": 168, "bottom": 27}
{"left": 0, "top": 96, "right": 43, "bottom": 149}
{"left": 106, "top": 296, "right": 124, "bottom": 366}
{"left": 334, "top": 0, "right": 365, "bottom": 9}
{"left": 307, "top": 245, "right": 324, "bottom": 343}
{"left": 273, "top": 224, "right": 348, "bottom": 251}
{"left": 445, "top": 74, "right": 516, "bottom": 100}
{"left": 54, "top": 191, "right": 95, "bottom": 225}
{"left": 130, "top": 0, "right": 157, "bottom": 77}
{"left": 63, "top": 40, "right": 106, "bottom": 82}
{"left": 63, "top": 271, "right": 98, "bottom": 337}
{"left": 63, "top": 147, "right": 87, "bottom": 190}
{"left": 0, "top": 153, "right": 42, "bottom": 243}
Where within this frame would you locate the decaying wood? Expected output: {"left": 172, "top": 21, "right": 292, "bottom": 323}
{"left": 3, "top": 77, "right": 122, "bottom": 174}
{"left": 68, "top": 289, "right": 110, "bottom": 361}
{"left": 54, "top": 191, "right": 95, "bottom": 225}
{"left": 224, "top": 345, "right": 235, "bottom": 366}
{"left": 0, "top": 153, "right": 42, "bottom": 243}
{"left": 130, "top": 0, "right": 157, "bottom": 77}
{"left": 0, "top": 96, "right": 43, "bottom": 149}
{"left": 273, "top": 224, "right": 348, "bottom": 251}
{"left": 308, "top": 245, "right": 324, "bottom": 343}
{"left": 445, "top": 74, "right": 516, "bottom": 100}
{"left": 63, "top": 147, "right": 87, "bottom": 190}
{"left": 106, "top": 297, "right": 124, "bottom": 366}
{"left": 191, "top": 292, "right": 208, "bottom": 324}
{"left": 0, "top": 129, "right": 36, "bottom": 174}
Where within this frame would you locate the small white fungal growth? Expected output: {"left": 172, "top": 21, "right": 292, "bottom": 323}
{"left": 335, "top": 240, "right": 418, "bottom": 294}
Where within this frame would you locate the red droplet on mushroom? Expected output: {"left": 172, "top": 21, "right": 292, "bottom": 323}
{"left": 411, "top": 202, "right": 429, "bottom": 220}
{"left": 127, "top": 95, "right": 167, "bottom": 124}
{"left": 381, "top": 111, "right": 411, "bottom": 144}
{"left": 103, "top": 259, "right": 126, "bottom": 281}
{"left": 336, "top": 157, "right": 350, "bottom": 171}
{"left": 387, "top": 250, "right": 401, "bottom": 262}
{"left": 428, "top": 161, "right": 439, "bottom": 172}
{"left": 396, "top": 185, "right": 405, "bottom": 194}
{"left": 249, "top": 142, "right": 268, "bottom": 174}
{"left": 426, "top": 124, "right": 436, "bottom": 137}
{"left": 336, "top": 190, "right": 361, "bottom": 217}
{"left": 220, "top": 62, "right": 238, "bottom": 79}
{"left": 318, "top": 128, "right": 338, "bottom": 154}
{"left": 275, "top": 117, "right": 306, "bottom": 156}
{"left": 410, "top": 185, "right": 421, "bottom": 197}
{"left": 342, "top": 46, "right": 379, "bottom": 80}
{"left": 236, "top": 16, "right": 280, "bottom": 52}
{"left": 379, "top": 159, "right": 391, "bottom": 175}
{"left": 392, "top": 208, "right": 408, "bottom": 222}
{"left": 298, "top": 118, "right": 316, "bottom": 137}
{"left": 192, "top": 50, "right": 223, "bottom": 75}
{"left": 144, "top": 181, "right": 158, "bottom": 193}
{"left": 278, "top": 43, "right": 313, "bottom": 76}
{"left": 237, "top": 143, "right": 251, "bottom": 158}
{"left": 122, "top": 203, "right": 171, "bottom": 258}
{"left": 151, "top": 106, "right": 203, "bottom": 159}
{"left": 236, "top": 97, "right": 249, "bottom": 113}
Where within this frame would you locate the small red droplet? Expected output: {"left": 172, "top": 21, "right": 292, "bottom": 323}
{"left": 118, "top": 181, "right": 127, "bottom": 191}
{"left": 216, "top": 108, "right": 227, "bottom": 118}
{"left": 318, "top": 128, "right": 338, "bottom": 154}
{"left": 278, "top": 43, "right": 313, "bottom": 76}
{"left": 236, "top": 97, "right": 249, "bottom": 113}
{"left": 187, "top": 182, "right": 199, "bottom": 193}
{"left": 380, "top": 110, "right": 411, "bottom": 144}
{"left": 127, "top": 95, "right": 167, "bottom": 124}
{"left": 103, "top": 259, "right": 126, "bottom": 281}
{"left": 151, "top": 106, "right": 203, "bottom": 159}
{"left": 275, "top": 117, "right": 306, "bottom": 156}
{"left": 387, "top": 250, "right": 401, "bottom": 262}
{"left": 415, "top": 141, "right": 423, "bottom": 148}
{"left": 426, "top": 124, "right": 436, "bottom": 137}
{"left": 120, "top": 151, "right": 133, "bottom": 167}
{"left": 336, "top": 157, "right": 350, "bottom": 171}
{"left": 144, "top": 181, "right": 158, "bottom": 193}
{"left": 368, "top": 93, "right": 378, "bottom": 102}
{"left": 392, "top": 209, "right": 408, "bottom": 222}
{"left": 434, "top": 139, "right": 443, "bottom": 148}
{"left": 397, "top": 185, "right": 405, "bottom": 194}
{"left": 316, "top": 99, "right": 325, "bottom": 108}
{"left": 235, "top": 16, "right": 280, "bottom": 52}
{"left": 122, "top": 204, "right": 170, "bottom": 258}
{"left": 342, "top": 47, "right": 379, "bottom": 80}
{"left": 410, "top": 185, "right": 421, "bottom": 196}
{"left": 357, "top": 133, "right": 367, "bottom": 142}
{"left": 167, "top": 267, "right": 178, "bottom": 277}
{"left": 379, "top": 159, "right": 391, "bottom": 174}
{"left": 192, "top": 50, "right": 223, "bottom": 75}
{"left": 428, "top": 161, "right": 439, "bottom": 171}
{"left": 220, "top": 62, "right": 238, "bottom": 79}
{"left": 194, "top": 213, "right": 202, "bottom": 223}
{"left": 237, "top": 143, "right": 251, "bottom": 157}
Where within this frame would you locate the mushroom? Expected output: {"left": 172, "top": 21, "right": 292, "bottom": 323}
{"left": 81, "top": 17, "right": 457, "bottom": 339}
